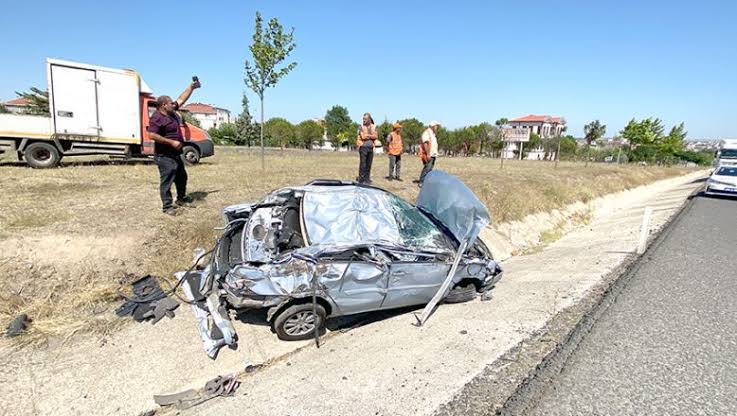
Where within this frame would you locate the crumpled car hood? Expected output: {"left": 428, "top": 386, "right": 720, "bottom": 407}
{"left": 416, "top": 170, "right": 490, "bottom": 245}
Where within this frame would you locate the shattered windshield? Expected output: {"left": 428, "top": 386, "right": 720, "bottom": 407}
{"left": 386, "top": 193, "right": 454, "bottom": 251}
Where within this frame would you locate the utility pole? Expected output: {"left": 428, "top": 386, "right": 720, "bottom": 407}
{"left": 555, "top": 136, "right": 561, "bottom": 168}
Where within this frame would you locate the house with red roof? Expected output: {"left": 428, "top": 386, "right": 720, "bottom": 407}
{"left": 181, "top": 102, "right": 231, "bottom": 130}
{"left": 0, "top": 97, "right": 32, "bottom": 114}
{"left": 503, "top": 115, "right": 567, "bottom": 160}
{"left": 508, "top": 114, "right": 566, "bottom": 139}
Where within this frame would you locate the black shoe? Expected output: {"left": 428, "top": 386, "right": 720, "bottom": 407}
{"left": 395, "top": 177, "right": 403, "bottom": 182}
{"left": 176, "top": 195, "right": 194, "bottom": 207}
{"left": 163, "top": 208, "right": 177, "bottom": 216}
{"left": 385, "top": 176, "right": 393, "bottom": 181}
{"left": 412, "top": 179, "right": 420, "bottom": 183}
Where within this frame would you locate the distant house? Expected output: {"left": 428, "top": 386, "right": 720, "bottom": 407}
{"left": 1, "top": 97, "right": 32, "bottom": 114}
{"left": 508, "top": 114, "right": 566, "bottom": 139}
{"left": 181, "top": 103, "right": 231, "bottom": 130}
{"left": 508, "top": 114, "right": 567, "bottom": 160}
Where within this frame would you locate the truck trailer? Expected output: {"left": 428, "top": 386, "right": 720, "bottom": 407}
{"left": 0, "top": 58, "right": 214, "bottom": 168}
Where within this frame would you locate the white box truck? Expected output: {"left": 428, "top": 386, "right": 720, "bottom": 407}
{"left": 0, "top": 58, "right": 213, "bottom": 168}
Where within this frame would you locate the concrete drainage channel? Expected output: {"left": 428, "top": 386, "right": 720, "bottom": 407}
{"left": 435, "top": 191, "right": 700, "bottom": 416}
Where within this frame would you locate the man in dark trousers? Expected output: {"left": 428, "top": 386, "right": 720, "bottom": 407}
{"left": 148, "top": 80, "right": 200, "bottom": 215}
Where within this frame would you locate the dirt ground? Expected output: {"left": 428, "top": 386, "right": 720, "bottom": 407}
{"left": 0, "top": 148, "right": 694, "bottom": 346}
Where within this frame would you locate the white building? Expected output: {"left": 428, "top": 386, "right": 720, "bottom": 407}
{"left": 508, "top": 114, "right": 566, "bottom": 160}
{"left": 181, "top": 103, "right": 231, "bottom": 130}
{"left": 508, "top": 114, "right": 566, "bottom": 139}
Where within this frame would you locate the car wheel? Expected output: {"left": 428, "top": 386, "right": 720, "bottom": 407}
{"left": 182, "top": 145, "right": 200, "bottom": 165}
{"left": 273, "top": 303, "right": 326, "bottom": 341}
{"left": 444, "top": 282, "right": 477, "bottom": 304}
{"left": 24, "top": 142, "right": 61, "bottom": 168}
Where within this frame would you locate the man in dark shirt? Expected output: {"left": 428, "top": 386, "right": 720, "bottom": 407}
{"left": 148, "top": 80, "right": 199, "bottom": 215}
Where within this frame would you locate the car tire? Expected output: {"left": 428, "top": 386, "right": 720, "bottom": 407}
{"left": 24, "top": 142, "right": 61, "bottom": 169}
{"left": 272, "top": 303, "right": 326, "bottom": 341}
{"left": 444, "top": 282, "right": 477, "bottom": 304}
{"left": 182, "top": 145, "right": 200, "bottom": 165}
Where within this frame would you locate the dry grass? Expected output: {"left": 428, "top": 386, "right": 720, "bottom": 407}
{"left": 0, "top": 148, "right": 695, "bottom": 346}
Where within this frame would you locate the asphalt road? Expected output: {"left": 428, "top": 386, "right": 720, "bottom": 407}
{"left": 524, "top": 194, "right": 737, "bottom": 416}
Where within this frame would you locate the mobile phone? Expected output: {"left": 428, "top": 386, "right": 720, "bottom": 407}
{"left": 192, "top": 76, "right": 201, "bottom": 88}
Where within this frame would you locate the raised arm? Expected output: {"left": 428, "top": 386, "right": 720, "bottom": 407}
{"left": 175, "top": 80, "right": 201, "bottom": 107}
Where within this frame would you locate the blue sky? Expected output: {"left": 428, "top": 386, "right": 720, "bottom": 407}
{"left": 1, "top": 0, "right": 735, "bottom": 138}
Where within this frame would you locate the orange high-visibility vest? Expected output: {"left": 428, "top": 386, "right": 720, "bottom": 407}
{"left": 356, "top": 124, "right": 377, "bottom": 147}
{"left": 387, "top": 131, "right": 403, "bottom": 155}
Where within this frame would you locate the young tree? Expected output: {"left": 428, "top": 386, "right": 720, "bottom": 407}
{"left": 244, "top": 12, "right": 298, "bottom": 169}
{"left": 296, "top": 119, "right": 323, "bottom": 149}
{"left": 235, "top": 93, "right": 260, "bottom": 146}
{"left": 495, "top": 118, "right": 509, "bottom": 167}
{"left": 14, "top": 87, "right": 49, "bottom": 115}
{"left": 264, "top": 117, "right": 295, "bottom": 149}
{"left": 583, "top": 120, "right": 606, "bottom": 166}
{"left": 324, "top": 105, "right": 353, "bottom": 150}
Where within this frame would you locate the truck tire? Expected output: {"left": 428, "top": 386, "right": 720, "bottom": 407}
{"left": 182, "top": 145, "right": 200, "bottom": 165}
{"left": 272, "top": 303, "right": 326, "bottom": 341}
{"left": 24, "top": 142, "right": 61, "bottom": 168}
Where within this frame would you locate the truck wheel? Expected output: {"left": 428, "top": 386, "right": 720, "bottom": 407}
{"left": 24, "top": 142, "right": 61, "bottom": 168}
{"left": 182, "top": 145, "right": 200, "bottom": 165}
{"left": 272, "top": 303, "right": 326, "bottom": 341}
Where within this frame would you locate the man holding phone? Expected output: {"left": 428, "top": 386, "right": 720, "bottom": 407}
{"left": 148, "top": 78, "right": 200, "bottom": 215}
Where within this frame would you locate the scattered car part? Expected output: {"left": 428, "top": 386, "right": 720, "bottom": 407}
{"left": 153, "top": 374, "right": 240, "bottom": 410}
{"left": 116, "top": 275, "right": 179, "bottom": 324}
{"left": 5, "top": 314, "right": 31, "bottom": 337}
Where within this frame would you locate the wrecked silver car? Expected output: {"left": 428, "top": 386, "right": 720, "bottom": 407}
{"left": 179, "top": 170, "right": 503, "bottom": 358}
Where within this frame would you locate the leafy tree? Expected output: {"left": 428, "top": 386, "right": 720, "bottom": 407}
{"left": 377, "top": 119, "right": 393, "bottom": 145}
{"left": 494, "top": 118, "right": 509, "bottom": 128}
{"left": 675, "top": 149, "right": 713, "bottom": 166}
{"left": 234, "top": 93, "right": 260, "bottom": 146}
{"left": 559, "top": 135, "right": 578, "bottom": 159}
{"left": 0, "top": 103, "right": 8, "bottom": 114}
{"left": 325, "top": 105, "right": 353, "bottom": 150}
{"left": 583, "top": 120, "right": 606, "bottom": 166}
{"left": 296, "top": 119, "right": 323, "bottom": 149}
{"left": 180, "top": 111, "right": 201, "bottom": 127}
{"left": 244, "top": 11, "right": 298, "bottom": 168}
{"left": 658, "top": 122, "right": 687, "bottom": 162}
{"left": 208, "top": 123, "right": 239, "bottom": 145}
{"left": 264, "top": 117, "right": 295, "bottom": 149}
{"left": 14, "top": 87, "right": 49, "bottom": 115}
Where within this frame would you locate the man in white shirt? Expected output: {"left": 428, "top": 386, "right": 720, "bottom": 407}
{"left": 418, "top": 120, "right": 440, "bottom": 186}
